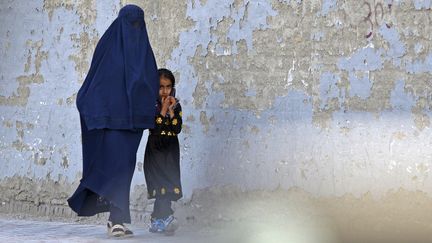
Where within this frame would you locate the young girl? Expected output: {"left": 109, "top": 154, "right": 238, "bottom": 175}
{"left": 144, "top": 68, "right": 183, "bottom": 235}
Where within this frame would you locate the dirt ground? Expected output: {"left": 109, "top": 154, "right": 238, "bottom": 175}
{"left": 174, "top": 186, "right": 432, "bottom": 243}
{"left": 2, "top": 186, "right": 432, "bottom": 243}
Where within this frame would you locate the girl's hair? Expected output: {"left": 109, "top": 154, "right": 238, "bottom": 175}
{"left": 158, "top": 68, "right": 175, "bottom": 87}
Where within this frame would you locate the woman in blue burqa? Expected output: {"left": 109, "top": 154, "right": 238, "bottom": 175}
{"left": 68, "top": 5, "right": 158, "bottom": 238}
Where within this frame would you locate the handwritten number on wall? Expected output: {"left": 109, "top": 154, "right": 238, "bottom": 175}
{"left": 363, "top": 1, "right": 392, "bottom": 38}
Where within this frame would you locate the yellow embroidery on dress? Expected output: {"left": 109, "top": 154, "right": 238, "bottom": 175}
{"left": 179, "top": 111, "right": 182, "bottom": 117}
{"left": 172, "top": 118, "right": 178, "bottom": 125}
{"left": 167, "top": 131, "right": 172, "bottom": 136}
{"left": 165, "top": 120, "right": 170, "bottom": 125}
{"left": 161, "top": 131, "right": 166, "bottom": 135}
{"left": 174, "top": 187, "right": 180, "bottom": 194}
{"left": 156, "top": 117, "right": 163, "bottom": 124}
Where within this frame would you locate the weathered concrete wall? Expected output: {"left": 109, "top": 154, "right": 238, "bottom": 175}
{"left": 1, "top": 0, "right": 432, "bottom": 220}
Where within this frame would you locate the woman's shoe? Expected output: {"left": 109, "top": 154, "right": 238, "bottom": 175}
{"left": 107, "top": 221, "right": 133, "bottom": 237}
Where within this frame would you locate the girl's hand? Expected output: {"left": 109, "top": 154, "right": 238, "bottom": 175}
{"left": 168, "top": 96, "right": 176, "bottom": 110}
{"left": 168, "top": 96, "right": 176, "bottom": 118}
{"left": 161, "top": 97, "right": 170, "bottom": 109}
{"left": 160, "top": 97, "right": 171, "bottom": 116}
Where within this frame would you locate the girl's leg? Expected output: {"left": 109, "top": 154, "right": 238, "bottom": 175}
{"left": 150, "top": 198, "right": 178, "bottom": 234}
{"left": 152, "top": 198, "right": 173, "bottom": 219}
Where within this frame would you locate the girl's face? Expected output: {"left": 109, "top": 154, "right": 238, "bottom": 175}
{"left": 159, "top": 77, "right": 173, "bottom": 99}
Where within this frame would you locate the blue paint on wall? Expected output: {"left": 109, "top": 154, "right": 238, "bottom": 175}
{"left": 348, "top": 72, "right": 372, "bottom": 99}
{"left": 405, "top": 53, "right": 432, "bottom": 74}
{"left": 379, "top": 24, "right": 406, "bottom": 66}
{"left": 390, "top": 79, "right": 416, "bottom": 110}
{"left": 227, "top": 0, "right": 277, "bottom": 54}
{"left": 321, "top": 0, "right": 337, "bottom": 16}
{"left": 319, "top": 72, "right": 341, "bottom": 108}
{"left": 414, "top": 0, "right": 432, "bottom": 10}
{"left": 338, "top": 47, "right": 383, "bottom": 72}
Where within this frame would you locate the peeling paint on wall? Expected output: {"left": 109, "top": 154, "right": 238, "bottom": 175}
{"left": 43, "top": 0, "right": 97, "bottom": 26}
{"left": 69, "top": 31, "right": 99, "bottom": 83}
{"left": 43, "top": 0, "right": 100, "bottom": 84}
{"left": 0, "top": 40, "right": 47, "bottom": 106}
{"left": 122, "top": 0, "right": 193, "bottom": 68}
{"left": 1, "top": 0, "right": 432, "bottom": 220}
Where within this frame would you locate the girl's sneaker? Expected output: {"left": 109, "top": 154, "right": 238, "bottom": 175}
{"left": 149, "top": 215, "right": 179, "bottom": 235}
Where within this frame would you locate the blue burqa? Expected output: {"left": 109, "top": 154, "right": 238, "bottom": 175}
{"left": 76, "top": 4, "right": 158, "bottom": 130}
{"left": 68, "top": 5, "right": 158, "bottom": 224}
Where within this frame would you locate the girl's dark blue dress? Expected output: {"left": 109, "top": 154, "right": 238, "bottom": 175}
{"left": 144, "top": 101, "right": 183, "bottom": 217}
